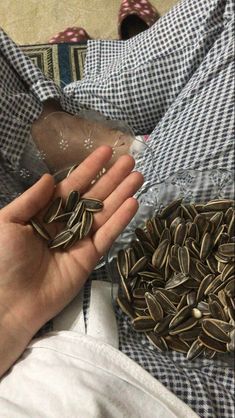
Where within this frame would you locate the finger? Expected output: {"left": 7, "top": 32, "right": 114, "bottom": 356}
{"left": 93, "top": 171, "right": 144, "bottom": 231}
{"left": 83, "top": 154, "right": 135, "bottom": 201}
{"left": 56, "top": 145, "right": 113, "bottom": 198}
{"left": 92, "top": 197, "right": 139, "bottom": 256}
{"left": 0, "top": 174, "right": 55, "bottom": 223}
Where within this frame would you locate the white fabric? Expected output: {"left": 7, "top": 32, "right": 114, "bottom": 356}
{"left": 87, "top": 281, "right": 119, "bottom": 348}
{"left": 0, "top": 331, "right": 199, "bottom": 418}
{"left": 53, "top": 288, "right": 85, "bottom": 334}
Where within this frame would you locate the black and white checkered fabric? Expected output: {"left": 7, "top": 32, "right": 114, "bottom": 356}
{"left": 0, "top": 0, "right": 234, "bottom": 416}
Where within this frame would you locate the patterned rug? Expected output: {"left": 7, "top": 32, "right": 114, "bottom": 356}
{"left": 21, "top": 42, "right": 87, "bottom": 87}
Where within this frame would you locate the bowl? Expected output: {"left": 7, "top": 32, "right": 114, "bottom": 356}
{"left": 105, "top": 168, "right": 235, "bottom": 359}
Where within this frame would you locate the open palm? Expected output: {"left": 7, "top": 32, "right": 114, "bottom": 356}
{"left": 0, "top": 146, "right": 143, "bottom": 336}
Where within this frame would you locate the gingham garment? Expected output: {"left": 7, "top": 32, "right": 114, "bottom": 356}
{"left": 0, "top": 0, "right": 234, "bottom": 417}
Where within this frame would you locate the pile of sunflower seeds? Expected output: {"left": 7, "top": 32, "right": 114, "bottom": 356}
{"left": 30, "top": 190, "right": 103, "bottom": 250}
{"left": 115, "top": 198, "right": 235, "bottom": 360}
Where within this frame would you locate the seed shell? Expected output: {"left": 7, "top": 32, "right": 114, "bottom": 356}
{"left": 43, "top": 197, "right": 63, "bottom": 224}
{"left": 30, "top": 218, "right": 51, "bottom": 241}
{"left": 49, "top": 230, "right": 74, "bottom": 249}
{"left": 145, "top": 294, "right": 163, "bottom": 322}
{"left": 201, "top": 319, "right": 230, "bottom": 343}
{"left": 65, "top": 191, "right": 80, "bottom": 213}
{"left": 81, "top": 198, "right": 103, "bottom": 212}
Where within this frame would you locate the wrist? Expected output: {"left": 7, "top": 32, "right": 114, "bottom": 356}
{"left": 0, "top": 304, "right": 33, "bottom": 378}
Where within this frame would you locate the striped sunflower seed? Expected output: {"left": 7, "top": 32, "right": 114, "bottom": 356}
{"left": 65, "top": 190, "right": 80, "bottom": 213}
{"left": 169, "top": 317, "right": 198, "bottom": 336}
{"left": 145, "top": 292, "right": 164, "bottom": 322}
{"left": 146, "top": 332, "right": 168, "bottom": 351}
{"left": 201, "top": 319, "right": 231, "bottom": 343}
{"left": 165, "top": 335, "right": 189, "bottom": 354}
{"left": 178, "top": 246, "right": 190, "bottom": 275}
{"left": 48, "top": 230, "right": 74, "bottom": 249}
{"left": 67, "top": 201, "right": 85, "bottom": 228}
{"left": 43, "top": 197, "right": 63, "bottom": 224}
{"left": 160, "top": 199, "right": 182, "bottom": 219}
{"left": 30, "top": 218, "right": 51, "bottom": 241}
{"left": 80, "top": 210, "right": 94, "bottom": 238}
{"left": 199, "top": 332, "right": 227, "bottom": 353}
{"left": 81, "top": 198, "right": 103, "bottom": 212}
{"left": 132, "top": 316, "right": 156, "bottom": 332}
{"left": 187, "top": 339, "right": 204, "bottom": 360}
{"left": 152, "top": 239, "right": 170, "bottom": 270}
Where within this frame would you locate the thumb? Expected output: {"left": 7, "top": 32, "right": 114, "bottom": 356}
{"left": 0, "top": 174, "right": 55, "bottom": 223}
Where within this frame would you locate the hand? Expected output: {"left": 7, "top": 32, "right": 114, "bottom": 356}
{"left": 0, "top": 146, "right": 143, "bottom": 376}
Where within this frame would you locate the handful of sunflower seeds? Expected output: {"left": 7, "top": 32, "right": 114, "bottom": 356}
{"left": 30, "top": 190, "right": 103, "bottom": 250}
{"left": 115, "top": 198, "right": 235, "bottom": 360}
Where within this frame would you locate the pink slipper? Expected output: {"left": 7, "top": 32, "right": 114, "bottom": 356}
{"left": 118, "top": 0, "right": 160, "bottom": 40}
{"left": 49, "top": 27, "right": 91, "bottom": 44}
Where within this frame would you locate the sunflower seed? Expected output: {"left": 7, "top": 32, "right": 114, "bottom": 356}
{"left": 117, "top": 249, "right": 129, "bottom": 279}
{"left": 117, "top": 295, "right": 136, "bottom": 319}
{"left": 129, "top": 256, "right": 149, "bottom": 276}
{"left": 174, "top": 223, "right": 187, "bottom": 246}
{"left": 227, "top": 329, "right": 235, "bottom": 352}
{"left": 159, "top": 227, "right": 171, "bottom": 243}
{"left": 132, "top": 288, "right": 147, "bottom": 298}
{"left": 188, "top": 223, "right": 200, "bottom": 242}
{"left": 67, "top": 201, "right": 85, "bottom": 228}
{"left": 202, "top": 319, "right": 231, "bottom": 343}
{"left": 146, "top": 332, "right": 168, "bottom": 351}
{"left": 152, "top": 239, "right": 170, "bottom": 270}
{"left": 141, "top": 240, "right": 155, "bottom": 254}
{"left": 132, "top": 316, "right": 156, "bottom": 332}
{"left": 169, "top": 317, "right": 198, "bottom": 335}
{"left": 208, "top": 295, "right": 227, "bottom": 321}
{"left": 154, "top": 314, "right": 173, "bottom": 334}
{"left": 63, "top": 221, "right": 82, "bottom": 249}
{"left": 145, "top": 292, "right": 164, "bottom": 322}
{"left": 66, "top": 164, "right": 79, "bottom": 177}
{"left": 218, "top": 243, "right": 235, "bottom": 258}
{"left": 199, "top": 332, "right": 227, "bottom": 352}
{"left": 160, "top": 199, "right": 182, "bottom": 219}
{"left": 54, "top": 212, "right": 73, "bottom": 223}
{"left": 203, "top": 348, "right": 216, "bottom": 359}
{"left": 43, "top": 197, "right": 63, "bottom": 224}
{"left": 153, "top": 216, "right": 164, "bottom": 237}
{"left": 178, "top": 246, "right": 190, "bottom": 275}
{"left": 30, "top": 218, "right": 51, "bottom": 241}
{"left": 135, "top": 227, "right": 151, "bottom": 243}
{"left": 221, "top": 263, "right": 235, "bottom": 281}
{"left": 206, "top": 254, "right": 218, "bottom": 273}
{"left": 210, "top": 211, "right": 224, "bottom": 229}
{"left": 154, "top": 291, "right": 177, "bottom": 314}
{"left": 126, "top": 247, "right": 137, "bottom": 270}
{"left": 65, "top": 191, "right": 80, "bottom": 213}
{"left": 120, "top": 274, "right": 131, "bottom": 303}
{"left": 169, "top": 305, "right": 192, "bottom": 329}
{"left": 81, "top": 198, "right": 103, "bottom": 212}
{"left": 165, "top": 272, "right": 189, "bottom": 290}
{"left": 224, "top": 279, "right": 235, "bottom": 298}
{"left": 179, "top": 327, "right": 201, "bottom": 341}
{"left": 80, "top": 210, "right": 94, "bottom": 238}
{"left": 197, "top": 301, "right": 210, "bottom": 315}
{"left": 200, "top": 232, "right": 213, "bottom": 261}
{"left": 187, "top": 339, "right": 204, "bottom": 360}
{"left": 49, "top": 230, "right": 74, "bottom": 249}
{"left": 165, "top": 335, "right": 189, "bottom": 354}
{"left": 203, "top": 199, "right": 234, "bottom": 212}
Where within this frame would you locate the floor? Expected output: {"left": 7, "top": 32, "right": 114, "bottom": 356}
{"left": 1, "top": 0, "right": 178, "bottom": 45}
